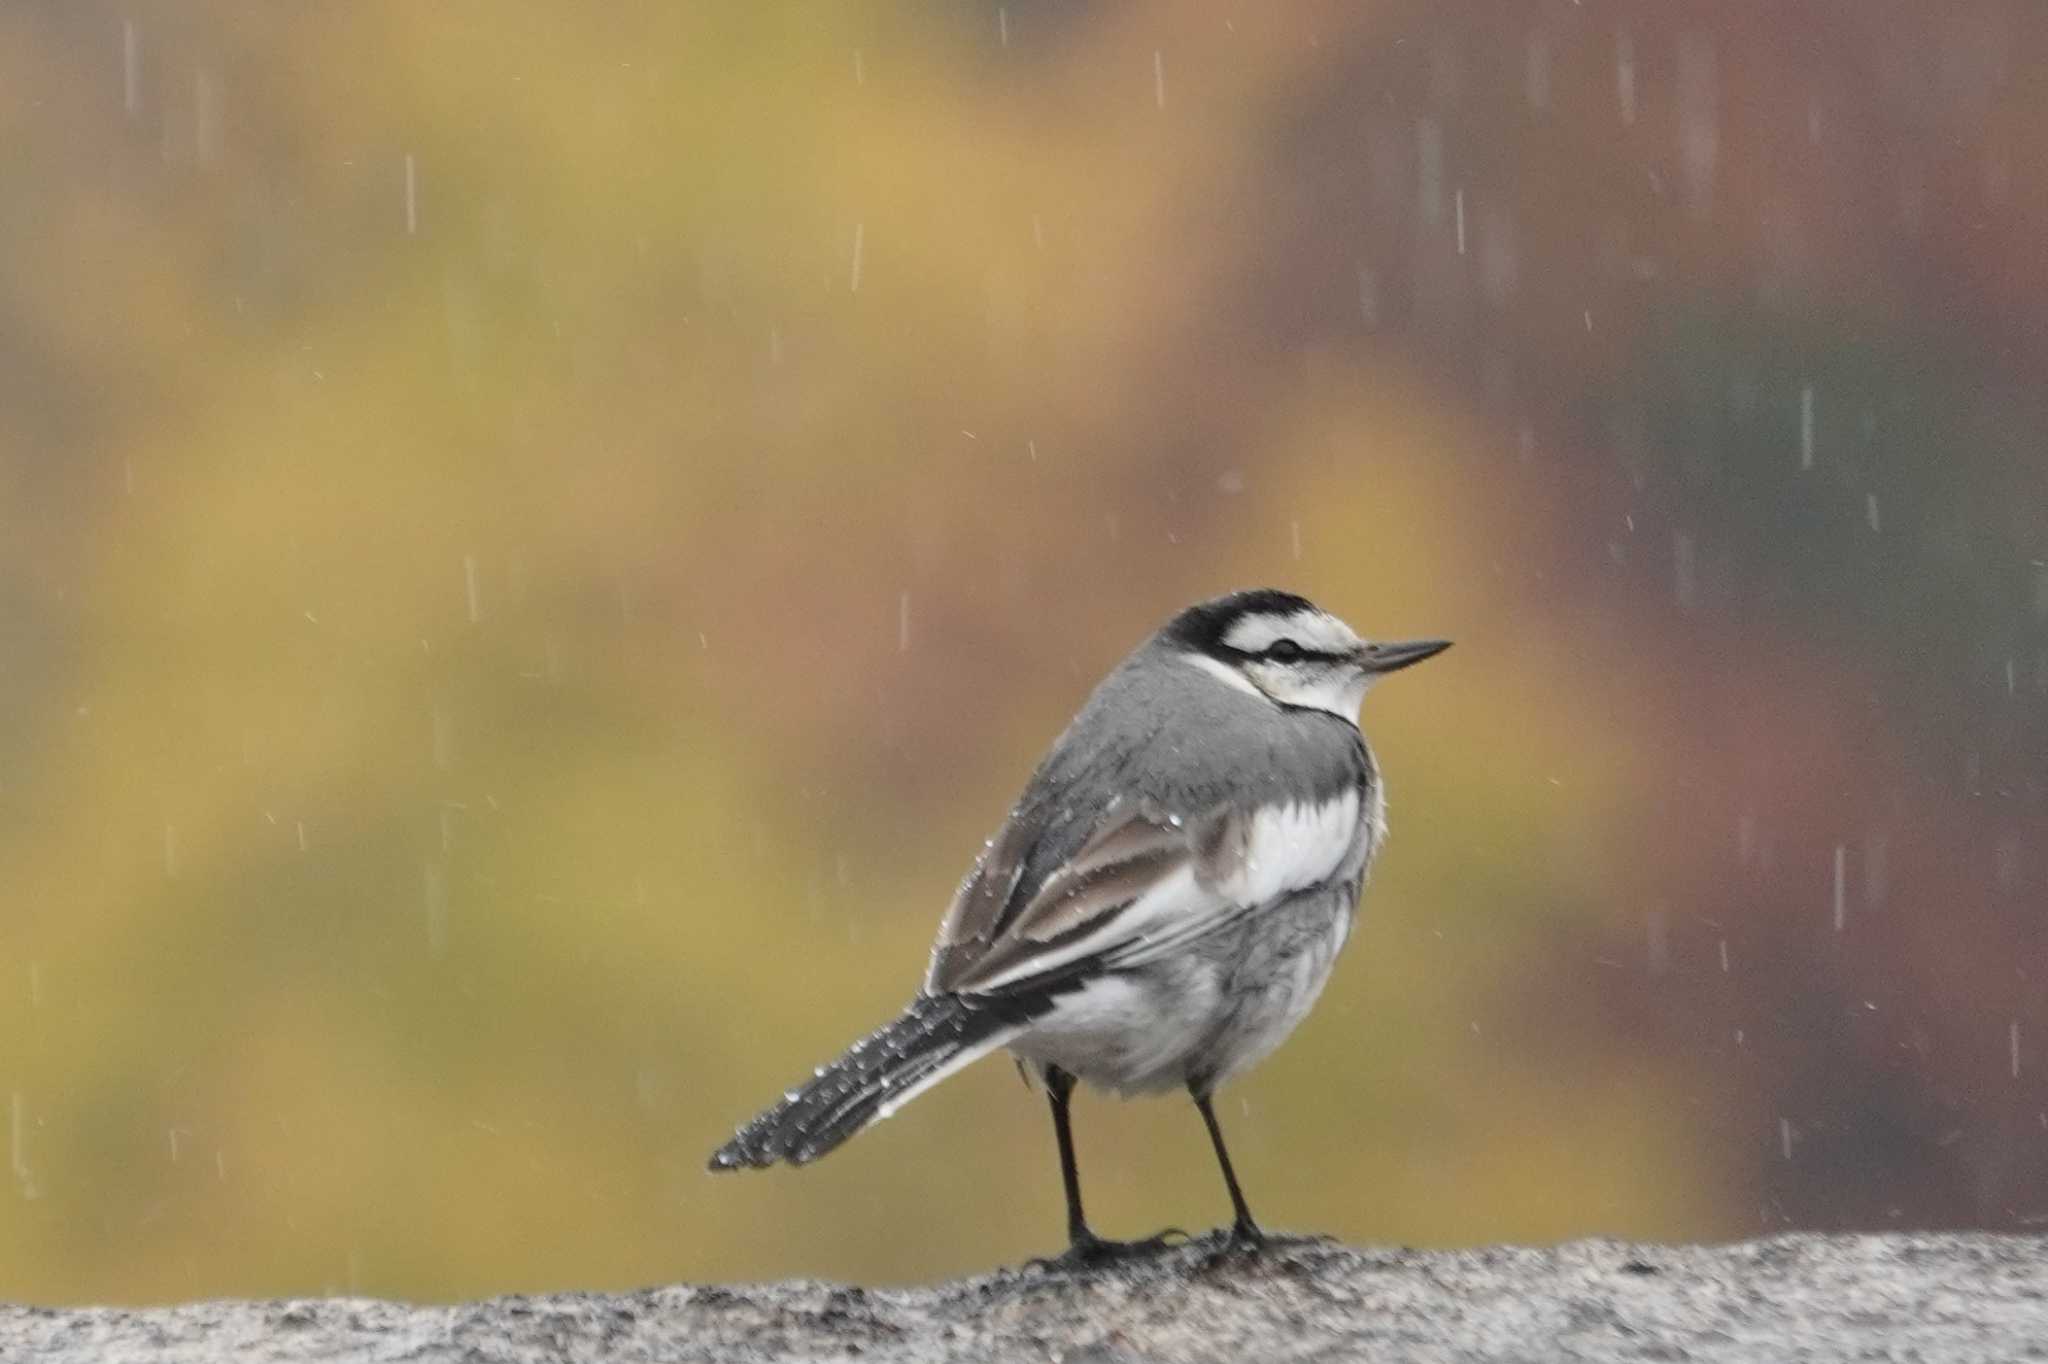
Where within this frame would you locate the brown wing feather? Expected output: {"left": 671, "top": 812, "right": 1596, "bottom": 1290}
{"left": 927, "top": 802, "right": 1254, "bottom": 996}
{"left": 925, "top": 813, "right": 1036, "bottom": 992}
{"left": 1024, "top": 806, "right": 1187, "bottom": 914}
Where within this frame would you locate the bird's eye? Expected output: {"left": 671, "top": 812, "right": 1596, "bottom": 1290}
{"left": 1264, "top": 639, "right": 1306, "bottom": 663}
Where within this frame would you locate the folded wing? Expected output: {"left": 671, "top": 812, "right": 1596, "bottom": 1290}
{"left": 927, "top": 790, "right": 1362, "bottom": 998}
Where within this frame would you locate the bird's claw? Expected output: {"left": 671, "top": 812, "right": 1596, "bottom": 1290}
{"left": 1192, "top": 1219, "right": 1269, "bottom": 1269}
{"left": 1029, "top": 1227, "right": 1189, "bottom": 1272}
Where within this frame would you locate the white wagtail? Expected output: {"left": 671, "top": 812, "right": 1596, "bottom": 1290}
{"left": 709, "top": 589, "right": 1448, "bottom": 1264}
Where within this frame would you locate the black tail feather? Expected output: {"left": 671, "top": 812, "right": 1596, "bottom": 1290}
{"left": 708, "top": 992, "right": 1047, "bottom": 1170}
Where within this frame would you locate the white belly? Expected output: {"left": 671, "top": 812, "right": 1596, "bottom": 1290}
{"left": 1007, "top": 954, "right": 1223, "bottom": 1096}
{"left": 1007, "top": 883, "right": 1357, "bottom": 1097}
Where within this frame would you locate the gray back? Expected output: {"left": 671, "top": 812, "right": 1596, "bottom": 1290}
{"left": 928, "top": 634, "right": 1375, "bottom": 992}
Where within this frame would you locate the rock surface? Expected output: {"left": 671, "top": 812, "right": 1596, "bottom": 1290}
{"left": 4, "top": 1232, "right": 2045, "bottom": 1363}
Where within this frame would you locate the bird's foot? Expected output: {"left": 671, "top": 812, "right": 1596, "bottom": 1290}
{"left": 1030, "top": 1227, "right": 1188, "bottom": 1272}
{"left": 1194, "top": 1217, "right": 1268, "bottom": 1268}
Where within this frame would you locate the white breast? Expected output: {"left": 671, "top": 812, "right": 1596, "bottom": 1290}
{"left": 1211, "top": 790, "right": 1363, "bottom": 906}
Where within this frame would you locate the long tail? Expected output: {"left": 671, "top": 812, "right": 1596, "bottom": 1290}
{"left": 707, "top": 991, "right": 1048, "bottom": 1170}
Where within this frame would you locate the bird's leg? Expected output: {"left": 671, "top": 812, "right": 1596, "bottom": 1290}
{"left": 1048, "top": 1066, "right": 1094, "bottom": 1249}
{"left": 1191, "top": 1086, "right": 1265, "bottom": 1250}
{"left": 1030, "top": 1066, "right": 1184, "bottom": 1269}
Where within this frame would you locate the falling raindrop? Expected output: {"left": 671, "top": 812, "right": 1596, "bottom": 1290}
{"left": 463, "top": 553, "right": 480, "bottom": 624}
{"left": 1832, "top": 844, "right": 1847, "bottom": 932}
{"left": 1677, "top": 34, "right": 1717, "bottom": 217}
{"left": 1290, "top": 520, "right": 1303, "bottom": 561}
{"left": 1615, "top": 30, "right": 1636, "bottom": 126}
{"left": 122, "top": 19, "right": 141, "bottom": 116}
{"left": 1865, "top": 493, "right": 1880, "bottom": 533}
{"left": 1799, "top": 384, "right": 1815, "bottom": 469}
{"left": 849, "top": 222, "right": 865, "bottom": 293}
{"left": 404, "top": 153, "right": 418, "bottom": 235}
{"left": 1153, "top": 50, "right": 1166, "bottom": 110}
{"left": 1454, "top": 188, "right": 1467, "bottom": 255}
{"left": 2012, "top": 1022, "right": 2023, "bottom": 1079}
{"left": 1779, "top": 1117, "right": 1795, "bottom": 1161}
{"left": 997, "top": 7, "right": 1009, "bottom": 47}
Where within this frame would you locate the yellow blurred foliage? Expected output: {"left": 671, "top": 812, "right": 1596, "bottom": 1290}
{"left": 0, "top": 0, "right": 1844, "bottom": 1303}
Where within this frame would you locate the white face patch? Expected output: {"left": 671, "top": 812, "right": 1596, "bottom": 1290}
{"left": 1213, "top": 607, "right": 1374, "bottom": 719}
{"left": 1240, "top": 657, "right": 1372, "bottom": 720}
{"left": 1222, "top": 608, "right": 1362, "bottom": 658}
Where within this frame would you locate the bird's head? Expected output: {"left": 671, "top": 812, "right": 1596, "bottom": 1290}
{"left": 1164, "top": 588, "right": 1450, "bottom": 721}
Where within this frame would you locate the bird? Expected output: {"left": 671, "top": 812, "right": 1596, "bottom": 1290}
{"left": 708, "top": 588, "right": 1449, "bottom": 1266}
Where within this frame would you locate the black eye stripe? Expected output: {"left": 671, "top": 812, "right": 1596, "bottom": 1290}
{"left": 1216, "top": 639, "right": 1342, "bottom": 665}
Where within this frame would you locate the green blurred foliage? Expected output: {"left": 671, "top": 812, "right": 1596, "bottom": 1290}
{"left": 1, "top": 0, "right": 2044, "bottom": 1304}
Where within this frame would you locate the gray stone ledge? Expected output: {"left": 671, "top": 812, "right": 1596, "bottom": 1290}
{"left": 5, "top": 1232, "right": 2046, "bottom": 1363}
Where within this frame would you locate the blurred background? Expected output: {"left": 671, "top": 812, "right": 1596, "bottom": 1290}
{"left": 3, "top": 0, "right": 2045, "bottom": 1305}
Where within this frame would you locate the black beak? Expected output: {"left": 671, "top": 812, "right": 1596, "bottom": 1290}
{"left": 1357, "top": 638, "right": 1452, "bottom": 674}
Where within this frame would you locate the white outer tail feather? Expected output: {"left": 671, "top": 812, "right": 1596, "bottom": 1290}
{"left": 873, "top": 1024, "right": 1024, "bottom": 1122}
